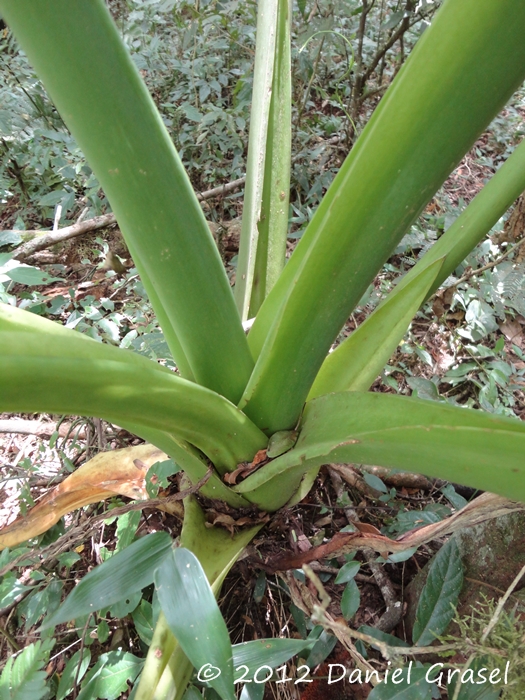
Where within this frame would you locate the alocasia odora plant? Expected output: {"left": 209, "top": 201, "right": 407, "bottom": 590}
{"left": 2, "top": 0, "right": 525, "bottom": 697}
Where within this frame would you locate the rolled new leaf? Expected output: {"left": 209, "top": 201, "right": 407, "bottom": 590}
{"left": 236, "top": 0, "right": 292, "bottom": 318}
{"left": 235, "top": 0, "right": 279, "bottom": 321}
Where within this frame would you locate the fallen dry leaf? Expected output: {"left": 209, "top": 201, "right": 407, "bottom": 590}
{"left": 500, "top": 318, "right": 524, "bottom": 348}
{"left": 0, "top": 444, "right": 167, "bottom": 550}
{"left": 266, "top": 492, "right": 525, "bottom": 571}
{"left": 223, "top": 449, "right": 269, "bottom": 485}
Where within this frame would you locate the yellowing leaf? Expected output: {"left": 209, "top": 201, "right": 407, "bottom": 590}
{"left": 0, "top": 444, "right": 167, "bottom": 550}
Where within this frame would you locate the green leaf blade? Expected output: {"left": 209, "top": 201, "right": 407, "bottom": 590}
{"left": 243, "top": 0, "right": 525, "bottom": 433}
{"left": 0, "top": 640, "right": 52, "bottom": 700}
{"left": 76, "top": 651, "right": 143, "bottom": 700}
{"left": 56, "top": 650, "right": 91, "bottom": 700}
{"left": 155, "top": 547, "right": 235, "bottom": 700}
{"left": 0, "top": 0, "right": 253, "bottom": 402}
{"left": 335, "top": 561, "right": 361, "bottom": 584}
{"left": 0, "top": 304, "right": 268, "bottom": 471}
{"left": 412, "top": 539, "right": 464, "bottom": 646}
{"left": 232, "top": 638, "right": 315, "bottom": 680}
{"left": 341, "top": 579, "right": 360, "bottom": 620}
{"left": 44, "top": 532, "right": 172, "bottom": 628}
{"left": 309, "top": 259, "right": 443, "bottom": 398}
{"left": 367, "top": 665, "right": 433, "bottom": 699}
{"left": 238, "top": 391, "right": 525, "bottom": 510}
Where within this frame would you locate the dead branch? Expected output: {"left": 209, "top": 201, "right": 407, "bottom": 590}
{"left": 12, "top": 213, "right": 117, "bottom": 260}
{"left": 0, "top": 419, "right": 86, "bottom": 439}
{"left": 10, "top": 176, "right": 246, "bottom": 261}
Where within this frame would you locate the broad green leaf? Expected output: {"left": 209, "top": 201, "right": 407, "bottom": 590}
{"left": 114, "top": 510, "right": 141, "bottom": 553}
{"left": 43, "top": 532, "right": 172, "bottom": 628}
{"left": 183, "top": 687, "right": 204, "bottom": 700}
{"left": 0, "top": 0, "right": 254, "bottom": 403}
{"left": 0, "top": 576, "right": 32, "bottom": 609}
{"left": 106, "top": 590, "right": 143, "bottom": 620}
{"left": 413, "top": 539, "right": 464, "bottom": 646}
{"left": 363, "top": 473, "right": 389, "bottom": 493}
{"left": 387, "top": 547, "right": 419, "bottom": 564}
{"left": 56, "top": 650, "right": 91, "bottom": 700}
{"left": 132, "top": 599, "right": 157, "bottom": 646}
{"left": 440, "top": 484, "right": 468, "bottom": 511}
{"left": 237, "top": 392, "right": 525, "bottom": 510}
{"left": 155, "top": 547, "right": 235, "bottom": 700}
{"left": 231, "top": 638, "right": 315, "bottom": 679}
{"left": 340, "top": 579, "right": 360, "bottom": 620}
{"left": 253, "top": 571, "right": 266, "bottom": 603}
{"left": 38, "top": 190, "right": 66, "bottom": 206}
{"left": 0, "top": 304, "right": 267, "bottom": 472}
{"left": 145, "top": 458, "right": 181, "bottom": 498}
{"left": 367, "top": 665, "right": 434, "bottom": 699}
{"left": 309, "top": 260, "right": 443, "bottom": 398}
{"left": 446, "top": 657, "right": 503, "bottom": 699}
{"left": 335, "top": 561, "right": 361, "bottom": 584}
{"left": 97, "top": 620, "right": 110, "bottom": 644}
{"left": 392, "top": 135, "right": 525, "bottom": 305}
{"left": 242, "top": 0, "right": 525, "bottom": 433}
{"left": 304, "top": 629, "right": 337, "bottom": 669}
{"left": 240, "top": 684, "right": 265, "bottom": 700}
{"left": 76, "top": 651, "right": 143, "bottom": 700}
{"left": 0, "top": 640, "right": 53, "bottom": 700}
{"left": 0, "top": 230, "right": 22, "bottom": 246}
{"left": 358, "top": 626, "right": 409, "bottom": 650}
{"left": 6, "top": 265, "right": 62, "bottom": 286}
{"left": 135, "top": 498, "right": 263, "bottom": 700}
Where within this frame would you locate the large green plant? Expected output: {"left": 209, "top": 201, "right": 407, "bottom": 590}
{"left": 2, "top": 0, "right": 525, "bottom": 697}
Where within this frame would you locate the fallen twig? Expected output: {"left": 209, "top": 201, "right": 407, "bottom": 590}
{"left": 10, "top": 176, "right": 246, "bottom": 260}
{"left": 0, "top": 419, "right": 86, "bottom": 439}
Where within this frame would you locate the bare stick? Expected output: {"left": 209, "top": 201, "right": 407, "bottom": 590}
{"left": 10, "top": 177, "right": 247, "bottom": 260}
{"left": 13, "top": 212, "right": 118, "bottom": 260}
{"left": 0, "top": 418, "right": 85, "bottom": 439}
{"left": 481, "top": 561, "right": 525, "bottom": 643}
